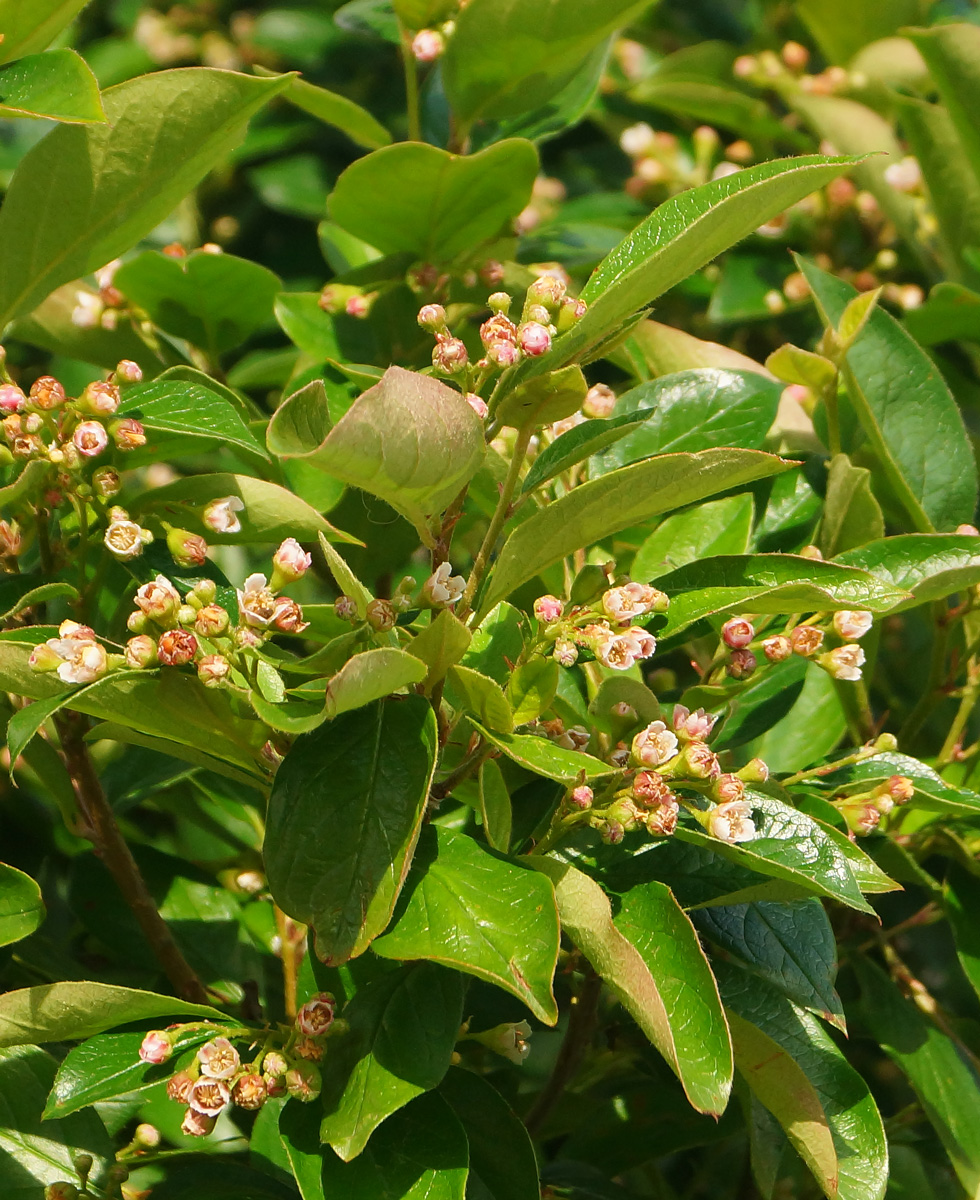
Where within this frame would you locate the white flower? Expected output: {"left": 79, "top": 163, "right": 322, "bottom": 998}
{"left": 821, "top": 644, "right": 866, "bottom": 681}
{"left": 198, "top": 1038, "right": 240, "bottom": 1080}
{"left": 422, "top": 562, "right": 466, "bottom": 607}
{"left": 620, "top": 627, "right": 656, "bottom": 660}
{"left": 71, "top": 290, "right": 104, "bottom": 329}
{"left": 50, "top": 637, "right": 107, "bottom": 684}
{"left": 238, "top": 573, "right": 279, "bottom": 628}
{"left": 601, "top": 582, "right": 664, "bottom": 623}
{"left": 135, "top": 575, "right": 181, "bottom": 621}
{"left": 832, "top": 610, "right": 873, "bottom": 641}
{"left": 707, "top": 800, "right": 756, "bottom": 844}
{"left": 203, "top": 495, "right": 245, "bottom": 534}
{"left": 672, "top": 705, "right": 717, "bottom": 740}
{"left": 620, "top": 122, "right": 656, "bottom": 157}
{"left": 104, "top": 517, "right": 152, "bottom": 560}
{"left": 631, "top": 720, "right": 679, "bottom": 767}
{"left": 596, "top": 633, "right": 639, "bottom": 671}
{"left": 95, "top": 259, "right": 122, "bottom": 289}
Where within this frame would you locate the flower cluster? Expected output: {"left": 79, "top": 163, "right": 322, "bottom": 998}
{"left": 533, "top": 580, "right": 668, "bottom": 671}
{"left": 139, "top": 992, "right": 338, "bottom": 1138}
{"left": 718, "top": 608, "right": 873, "bottom": 683}
{"left": 832, "top": 773, "right": 914, "bottom": 836}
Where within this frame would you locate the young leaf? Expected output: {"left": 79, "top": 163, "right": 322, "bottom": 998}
{"left": 446, "top": 664, "right": 514, "bottom": 733}
{"left": 520, "top": 408, "right": 656, "bottom": 495}
{"left": 265, "top": 697, "right": 438, "bottom": 965}
{"left": 328, "top": 139, "right": 538, "bottom": 260}
{"left": 469, "top": 720, "right": 613, "bottom": 782}
{"left": 798, "top": 256, "right": 978, "bottom": 532}
{"left": 0, "top": 49, "right": 105, "bottom": 123}
{"left": 481, "top": 448, "right": 793, "bottom": 613}
{"left": 373, "top": 826, "right": 560, "bottom": 1023}
{"left": 805, "top": 750, "right": 980, "bottom": 818}
{"left": 319, "top": 962, "right": 463, "bottom": 1161}
{"left": 270, "top": 72, "right": 392, "bottom": 150}
{"left": 0, "top": 67, "right": 293, "bottom": 326}
{"left": 406, "top": 610, "right": 472, "bottom": 692}
{"left": 0, "top": 864, "right": 44, "bottom": 948}
{"left": 0, "top": 0, "right": 92, "bottom": 63}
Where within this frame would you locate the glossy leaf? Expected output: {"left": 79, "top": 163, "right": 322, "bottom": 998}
{"left": 460, "top": 602, "right": 524, "bottom": 686}
{"left": 805, "top": 750, "right": 980, "bottom": 817}
{"left": 406, "top": 610, "right": 472, "bottom": 691}
{"left": 265, "top": 697, "right": 438, "bottom": 965}
{"left": 856, "top": 957, "right": 980, "bottom": 1196}
{"left": 820, "top": 454, "right": 884, "bottom": 558}
{"left": 651, "top": 554, "right": 908, "bottom": 639}
{"left": 113, "top": 250, "right": 281, "bottom": 359}
{"left": 478, "top": 758, "right": 512, "bottom": 853}
{"left": 0, "top": 0, "right": 92, "bottom": 63}
{"left": 328, "top": 140, "right": 538, "bottom": 259}
{"left": 835, "top": 534, "right": 980, "bottom": 611}
{"left": 0, "top": 982, "right": 225, "bottom": 1047}
{"left": 614, "top": 880, "right": 734, "bottom": 1113}
{"left": 0, "top": 49, "right": 104, "bottom": 123}
{"left": 443, "top": 0, "right": 650, "bottom": 126}
{"left": 446, "top": 664, "right": 514, "bottom": 733}
{"left": 0, "top": 863, "right": 44, "bottom": 948}
{"left": 0, "top": 67, "right": 292, "bottom": 326}
{"left": 590, "top": 369, "right": 783, "bottom": 475}
{"left": 944, "top": 864, "right": 980, "bottom": 1005}
{"left": 469, "top": 720, "right": 613, "bottom": 782}
{"left": 506, "top": 656, "right": 559, "bottom": 726}
{"left": 374, "top": 826, "right": 560, "bottom": 1023}
{"left": 319, "top": 962, "right": 463, "bottom": 1161}
{"left": 481, "top": 448, "right": 793, "bottom": 613}
{"left": 632, "top": 493, "right": 754, "bottom": 580}
{"left": 520, "top": 408, "right": 656, "bottom": 495}
{"left": 710, "top": 657, "right": 809, "bottom": 753}
{"left": 799, "top": 257, "right": 978, "bottom": 532}
{"left": 117, "top": 378, "right": 267, "bottom": 459}
{"left": 325, "top": 649, "right": 428, "bottom": 719}
{"left": 531, "top": 857, "right": 726, "bottom": 1114}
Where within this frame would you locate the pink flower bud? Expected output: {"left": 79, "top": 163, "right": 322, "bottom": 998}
{"left": 885, "top": 774, "right": 914, "bottom": 803}
{"left": 432, "top": 336, "right": 468, "bottom": 375}
{"left": 181, "top": 1108, "right": 217, "bottom": 1138}
{"left": 296, "top": 992, "right": 336, "bottom": 1037}
{"left": 721, "top": 617, "right": 754, "bottom": 649}
{"left": 79, "top": 380, "right": 120, "bottom": 416}
{"left": 481, "top": 259, "right": 505, "bottom": 286}
{"left": 366, "top": 598, "right": 396, "bottom": 631}
{"left": 525, "top": 303, "right": 552, "bottom": 325}
{"left": 706, "top": 800, "right": 756, "bottom": 843}
{"left": 411, "top": 28, "right": 445, "bottom": 61}
{"left": 832, "top": 610, "right": 873, "bottom": 641}
{"left": 417, "top": 303, "right": 447, "bottom": 331}
{"left": 556, "top": 296, "right": 587, "bottom": 331}
{"left": 231, "top": 1073, "right": 268, "bottom": 1110}
{"left": 799, "top": 544, "right": 823, "bottom": 560}
{"left": 198, "top": 1037, "right": 240, "bottom": 1079}
{"left": 645, "top": 796, "right": 679, "bottom": 836}
{"left": 166, "top": 528, "right": 208, "bottom": 568}
{"left": 335, "top": 595, "right": 358, "bottom": 622}
{"left": 30, "top": 376, "right": 66, "bottom": 410}
{"left": 956, "top": 523, "right": 980, "bottom": 536}
{"left": 568, "top": 785, "right": 593, "bottom": 810}
{"left": 138, "top": 1030, "right": 173, "bottom": 1064}
{"left": 198, "top": 655, "right": 230, "bottom": 687}
{"left": 73, "top": 420, "right": 108, "bottom": 458}
{"left": 157, "top": 629, "right": 198, "bottom": 666}
{"left": 114, "top": 359, "right": 143, "bottom": 384}
{"left": 671, "top": 705, "right": 717, "bottom": 741}
{"left": 135, "top": 1123, "right": 160, "bottom": 1148}
{"left": 480, "top": 313, "right": 518, "bottom": 349}
{"left": 582, "top": 383, "right": 616, "bottom": 419}
{"left": 762, "top": 635, "right": 792, "bottom": 662}
{"left": 345, "top": 294, "right": 372, "bottom": 318}
{"left": 632, "top": 771, "right": 674, "bottom": 807}
{"left": 0, "top": 384, "right": 25, "bottom": 413}
{"left": 727, "top": 648, "right": 757, "bottom": 679}
{"left": 518, "top": 321, "right": 552, "bottom": 357}
{"left": 487, "top": 340, "right": 521, "bottom": 368}
{"left": 533, "top": 594, "right": 563, "bottom": 623}
{"left": 714, "top": 774, "right": 745, "bottom": 803}
{"left": 631, "top": 720, "right": 679, "bottom": 767}
{"left": 835, "top": 796, "right": 880, "bottom": 836}
{"left": 109, "top": 417, "right": 146, "bottom": 450}
{"left": 203, "top": 495, "right": 244, "bottom": 534}
{"left": 465, "top": 393, "right": 488, "bottom": 419}
{"left": 679, "top": 741, "right": 721, "bottom": 780}
{"left": 790, "top": 625, "right": 824, "bottom": 657}
{"left": 597, "top": 817, "right": 625, "bottom": 844}
{"left": 125, "top": 635, "right": 158, "bottom": 669}
{"left": 272, "top": 537, "right": 312, "bottom": 584}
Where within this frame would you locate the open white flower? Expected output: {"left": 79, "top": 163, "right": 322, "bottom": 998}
{"left": 832, "top": 610, "right": 873, "bottom": 641}
{"left": 104, "top": 516, "right": 152, "bottom": 560}
{"left": 631, "top": 720, "right": 679, "bottom": 767}
{"left": 707, "top": 800, "right": 756, "bottom": 844}
{"left": 821, "top": 644, "right": 866, "bottom": 681}
{"left": 48, "top": 635, "right": 107, "bottom": 684}
{"left": 422, "top": 561, "right": 466, "bottom": 607}
{"left": 203, "top": 495, "right": 245, "bottom": 534}
{"left": 238, "top": 573, "right": 279, "bottom": 628}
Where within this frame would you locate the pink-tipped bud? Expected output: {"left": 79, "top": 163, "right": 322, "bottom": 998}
{"left": 790, "top": 625, "right": 824, "bottom": 657}
{"left": 166, "top": 527, "right": 208, "bottom": 568}
{"left": 138, "top": 1030, "right": 173, "bottom": 1064}
{"left": 198, "top": 655, "right": 230, "bottom": 687}
{"left": 30, "top": 376, "right": 66, "bottom": 410}
{"left": 671, "top": 705, "right": 717, "bottom": 741}
{"left": 518, "top": 321, "right": 551, "bottom": 356}
{"left": 727, "top": 648, "right": 757, "bottom": 679}
{"left": 568, "top": 785, "right": 593, "bottom": 810}
{"left": 833, "top": 610, "right": 873, "bottom": 641}
{"left": 480, "top": 313, "right": 518, "bottom": 348}
{"left": 721, "top": 617, "right": 754, "bottom": 649}
{"left": 738, "top": 758, "right": 770, "bottom": 784}
{"left": 533, "top": 594, "right": 563, "bottom": 623}
{"left": 465, "top": 393, "right": 488, "bottom": 419}
{"left": 733, "top": 54, "right": 757, "bottom": 78}
{"left": 632, "top": 771, "right": 675, "bottom": 807}
{"left": 0, "top": 383, "right": 25, "bottom": 413}
{"left": 181, "top": 1108, "right": 217, "bottom": 1138}
{"left": 272, "top": 537, "right": 312, "bottom": 586}
{"left": 411, "top": 28, "right": 445, "bottom": 61}
{"left": 487, "top": 340, "right": 521, "bottom": 368}
{"left": 432, "top": 337, "right": 468, "bottom": 375}
{"left": 417, "top": 303, "right": 447, "bottom": 331}
{"left": 110, "top": 417, "right": 146, "bottom": 450}
{"left": 885, "top": 774, "right": 914, "bottom": 803}
{"left": 582, "top": 383, "right": 616, "bottom": 419}
{"left": 195, "top": 605, "right": 230, "bottom": 637}
{"left": 73, "top": 420, "right": 108, "bottom": 458}
{"left": 762, "top": 635, "right": 792, "bottom": 662}
{"left": 79, "top": 380, "right": 120, "bottom": 416}
{"left": 345, "top": 293, "right": 372, "bottom": 319}
{"left": 835, "top": 795, "right": 880, "bottom": 836}
{"left": 781, "top": 40, "right": 809, "bottom": 70}
{"left": 296, "top": 992, "right": 336, "bottom": 1037}
{"left": 125, "top": 635, "right": 158, "bottom": 669}
{"left": 680, "top": 741, "right": 721, "bottom": 780}
{"left": 157, "top": 629, "right": 198, "bottom": 666}
{"left": 956, "top": 523, "right": 980, "bottom": 536}
{"left": 114, "top": 359, "right": 143, "bottom": 384}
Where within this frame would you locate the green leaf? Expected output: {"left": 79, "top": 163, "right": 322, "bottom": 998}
{"left": 906, "top": 24, "right": 980, "bottom": 201}
{"left": 469, "top": 720, "right": 613, "bottom": 782}
{"left": 328, "top": 139, "right": 538, "bottom": 260}
{"left": 319, "top": 963, "right": 464, "bottom": 1161}
{"left": 494, "top": 365, "right": 588, "bottom": 430}
{"left": 112, "top": 250, "right": 281, "bottom": 359}
{"left": 904, "top": 282, "right": 980, "bottom": 345}
{"left": 856, "top": 957, "right": 980, "bottom": 1197}
{"left": 6, "top": 689, "right": 78, "bottom": 775}
{"left": 265, "top": 697, "right": 438, "bottom": 965}
{"left": 0, "top": 863, "right": 44, "bottom": 948}
{"left": 798, "top": 257, "right": 978, "bottom": 532}
{"left": 0, "top": 1045, "right": 111, "bottom": 1197}
{"left": 505, "top": 155, "right": 860, "bottom": 390}
{"left": 633, "top": 493, "right": 754, "bottom": 580}
{"left": 835, "top": 534, "right": 980, "bottom": 612}
{"left": 446, "top": 664, "right": 514, "bottom": 734}
{"left": 588, "top": 676, "right": 660, "bottom": 732}
{"left": 0, "top": 982, "right": 226, "bottom": 1047}
{"left": 374, "top": 826, "right": 560, "bottom": 1023}
{"left": 820, "top": 454, "right": 884, "bottom": 558}
{"left": 460, "top": 602, "right": 524, "bottom": 686}
{"left": 614, "top": 880, "right": 733, "bottom": 1114}
{"left": 692, "top": 899, "right": 843, "bottom": 1029}
{"left": 44, "top": 1028, "right": 210, "bottom": 1119}
{"left": 318, "top": 532, "right": 373, "bottom": 619}
{"left": 748, "top": 666, "right": 847, "bottom": 775}
{"left": 652, "top": 554, "right": 908, "bottom": 639}
{"left": 0, "top": 49, "right": 104, "bottom": 123}
{"left": 117, "top": 378, "right": 268, "bottom": 460}
{"left": 804, "top": 750, "right": 980, "bottom": 818}
{"left": 406, "top": 610, "right": 472, "bottom": 692}
{"left": 282, "top": 366, "right": 486, "bottom": 544}
{"left": 134, "top": 471, "right": 358, "bottom": 545}
{"left": 722, "top": 962, "right": 887, "bottom": 1200}
{"left": 324, "top": 649, "right": 428, "bottom": 719}
{"left": 530, "top": 857, "right": 725, "bottom": 1114}
{"left": 267, "top": 71, "right": 391, "bottom": 150}
{"left": 478, "top": 758, "right": 512, "bottom": 852}
{"left": 710, "top": 657, "right": 810, "bottom": 753}
{"left": 0, "top": 67, "right": 293, "bottom": 326}
{"left": 443, "top": 0, "right": 653, "bottom": 126}
{"left": 0, "top": 0, "right": 92, "bottom": 63}
{"left": 676, "top": 792, "right": 874, "bottom": 914}
{"left": 590, "top": 369, "right": 784, "bottom": 475}
{"left": 506, "top": 656, "right": 558, "bottom": 725}
{"left": 943, "top": 864, "right": 980, "bottom": 1006}
{"left": 320, "top": 1091, "right": 469, "bottom": 1197}
{"left": 481, "top": 448, "right": 793, "bottom": 613}
{"left": 520, "top": 408, "right": 656, "bottom": 494}
{"left": 796, "top": 0, "right": 919, "bottom": 62}
{"left": 439, "top": 1068, "right": 539, "bottom": 1200}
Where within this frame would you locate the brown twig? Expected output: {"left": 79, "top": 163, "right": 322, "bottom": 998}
{"left": 56, "top": 711, "right": 208, "bottom": 1004}
{"left": 524, "top": 967, "right": 601, "bottom": 1138}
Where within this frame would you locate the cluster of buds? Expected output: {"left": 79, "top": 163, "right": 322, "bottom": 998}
{"left": 141, "top": 992, "right": 339, "bottom": 1139}
{"left": 533, "top": 580, "right": 668, "bottom": 672}
{"left": 719, "top": 610, "right": 873, "bottom": 683}
{"left": 70, "top": 260, "right": 128, "bottom": 331}
{"left": 566, "top": 704, "right": 766, "bottom": 846}
{"left": 318, "top": 282, "right": 377, "bottom": 320}
{"left": 619, "top": 122, "right": 738, "bottom": 199}
{"left": 832, "top": 773, "right": 914, "bottom": 836}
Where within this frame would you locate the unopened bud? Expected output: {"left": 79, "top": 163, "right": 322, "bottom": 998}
{"left": 737, "top": 758, "right": 770, "bottom": 784}
{"left": 157, "top": 628, "right": 199, "bottom": 666}
{"left": 518, "top": 322, "right": 551, "bottom": 357}
{"left": 432, "top": 337, "right": 468, "bottom": 375}
{"left": 366, "top": 598, "right": 396, "bottom": 631}
{"left": 135, "top": 1123, "right": 160, "bottom": 1148}
{"left": 874, "top": 732, "right": 898, "bottom": 752}
{"left": 79, "top": 380, "right": 120, "bottom": 416}
{"left": 417, "top": 303, "right": 447, "bottom": 331}
{"left": 138, "top": 1030, "right": 173, "bottom": 1064}
{"left": 465, "top": 393, "right": 488, "bottom": 419}
{"left": 166, "top": 527, "right": 208, "bottom": 567}
{"left": 271, "top": 537, "right": 312, "bottom": 587}
{"left": 721, "top": 617, "right": 754, "bottom": 649}
{"left": 553, "top": 637, "right": 578, "bottom": 666}
{"left": 192, "top": 578, "right": 217, "bottom": 605}
{"left": 798, "top": 544, "right": 823, "bottom": 560}
{"left": 411, "top": 28, "right": 445, "bottom": 61}
{"left": 833, "top": 610, "right": 873, "bottom": 641}
{"left": 114, "top": 359, "right": 143, "bottom": 384}
{"left": 125, "top": 635, "right": 158, "bottom": 669}
{"left": 533, "top": 594, "right": 563, "bottom": 623}
{"left": 335, "top": 594, "right": 358, "bottom": 622}
{"left": 195, "top": 604, "right": 229, "bottom": 637}
{"left": 0, "top": 383, "right": 25, "bottom": 413}
{"left": 582, "top": 383, "right": 615, "bottom": 419}
{"left": 781, "top": 40, "right": 809, "bottom": 70}
{"left": 487, "top": 340, "right": 521, "bottom": 368}
{"left": 198, "top": 654, "right": 230, "bottom": 687}
{"left": 567, "top": 785, "right": 593, "bottom": 810}
{"left": 762, "top": 635, "right": 792, "bottom": 662}
{"left": 726, "top": 648, "right": 757, "bottom": 679}
{"left": 790, "top": 625, "right": 824, "bottom": 657}
{"left": 30, "top": 376, "right": 66, "bottom": 410}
